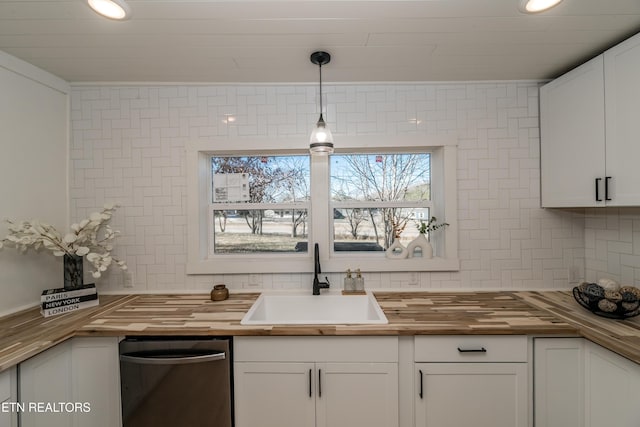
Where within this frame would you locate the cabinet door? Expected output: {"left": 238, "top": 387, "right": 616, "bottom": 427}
{"left": 540, "top": 55, "right": 605, "bottom": 207}
{"left": 415, "top": 363, "right": 528, "bottom": 427}
{"left": 534, "top": 338, "right": 584, "bottom": 427}
{"left": 234, "top": 362, "right": 315, "bottom": 427}
{"left": 604, "top": 32, "right": 640, "bottom": 206}
{"left": 316, "top": 362, "right": 398, "bottom": 427}
{"left": 19, "top": 340, "right": 73, "bottom": 427}
{"left": 0, "top": 366, "right": 17, "bottom": 427}
{"left": 585, "top": 341, "right": 640, "bottom": 427}
{"left": 71, "top": 337, "right": 121, "bottom": 427}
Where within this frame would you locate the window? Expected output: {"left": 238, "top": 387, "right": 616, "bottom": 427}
{"left": 330, "top": 153, "right": 432, "bottom": 253}
{"left": 210, "top": 155, "right": 310, "bottom": 254}
{"left": 187, "top": 136, "right": 458, "bottom": 274}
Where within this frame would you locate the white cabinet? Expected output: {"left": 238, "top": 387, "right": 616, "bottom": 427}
{"left": 540, "top": 55, "right": 605, "bottom": 208}
{"left": 234, "top": 336, "right": 399, "bottom": 427}
{"left": 71, "top": 337, "right": 122, "bottom": 427}
{"left": 534, "top": 338, "right": 640, "bottom": 427}
{"left": 414, "top": 336, "right": 529, "bottom": 427}
{"left": 534, "top": 338, "right": 584, "bottom": 427}
{"left": 19, "top": 337, "right": 122, "bottom": 427}
{"left": 540, "top": 31, "right": 640, "bottom": 207}
{"left": 603, "top": 33, "right": 640, "bottom": 206}
{"left": 234, "top": 362, "right": 316, "bottom": 427}
{"left": 0, "top": 367, "right": 17, "bottom": 427}
{"left": 585, "top": 340, "right": 640, "bottom": 427}
{"left": 19, "top": 340, "right": 73, "bottom": 427}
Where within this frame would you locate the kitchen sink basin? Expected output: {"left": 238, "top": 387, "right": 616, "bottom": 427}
{"left": 240, "top": 291, "right": 388, "bottom": 325}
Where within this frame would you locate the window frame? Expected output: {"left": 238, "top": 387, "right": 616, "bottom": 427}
{"left": 186, "top": 135, "right": 459, "bottom": 274}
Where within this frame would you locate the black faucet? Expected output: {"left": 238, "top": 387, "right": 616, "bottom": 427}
{"left": 312, "top": 243, "right": 330, "bottom": 295}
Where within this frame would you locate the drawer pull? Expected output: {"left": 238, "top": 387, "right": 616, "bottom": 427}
{"left": 457, "top": 347, "right": 487, "bottom": 353}
{"left": 418, "top": 370, "right": 424, "bottom": 399}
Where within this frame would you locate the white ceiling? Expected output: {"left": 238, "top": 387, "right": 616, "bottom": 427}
{"left": 1, "top": 0, "right": 640, "bottom": 83}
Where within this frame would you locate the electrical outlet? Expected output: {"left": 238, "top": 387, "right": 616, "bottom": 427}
{"left": 123, "top": 271, "right": 134, "bottom": 288}
{"left": 408, "top": 272, "right": 419, "bottom": 287}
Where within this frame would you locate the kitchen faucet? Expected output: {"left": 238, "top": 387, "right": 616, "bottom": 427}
{"left": 312, "top": 243, "right": 330, "bottom": 295}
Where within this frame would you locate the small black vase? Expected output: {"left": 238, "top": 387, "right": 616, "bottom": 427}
{"left": 63, "top": 254, "right": 84, "bottom": 290}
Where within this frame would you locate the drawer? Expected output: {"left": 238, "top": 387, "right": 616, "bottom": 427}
{"left": 414, "top": 335, "right": 528, "bottom": 362}
{"left": 235, "top": 336, "right": 399, "bottom": 363}
{"left": 0, "top": 369, "right": 10, "bottom": 401}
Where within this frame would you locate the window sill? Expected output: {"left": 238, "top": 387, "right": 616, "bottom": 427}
{"left": 187, "top": 256, "right": 460, "bottom": 274}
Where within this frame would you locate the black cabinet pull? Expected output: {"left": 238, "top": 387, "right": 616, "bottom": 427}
{"left": 457, "top": 347, "right": 487, "bottom": 353}
{"left": 318, "top": 369, "right": 322, "bottom": 397}
{"left": 419, "top": 370, "right": 424, "bottom": 399}
{"left": 595, "top": 177, "right": 602, "bottom": 202}
{"left": 605, "top": 176, "right": 612, "bottom": 201}
{"left": 309, "top": 369, "right": 312, "bottom": 397}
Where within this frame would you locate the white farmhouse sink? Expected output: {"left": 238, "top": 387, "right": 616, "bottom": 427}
{"left": 240, "top": 291, "right": 388, "bottom": 325}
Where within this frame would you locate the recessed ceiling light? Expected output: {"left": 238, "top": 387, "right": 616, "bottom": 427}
{"left": 87, "top": 0, "right": 131, "bottom": 20}
{"left": 520, "top": 0, "right": 563, "bottom": 13}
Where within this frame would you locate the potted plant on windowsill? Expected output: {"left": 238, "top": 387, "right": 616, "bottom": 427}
{"left": 407, "top": 216, "right": 448, "bottom": 259}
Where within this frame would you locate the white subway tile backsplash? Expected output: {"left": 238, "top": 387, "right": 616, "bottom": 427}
{"left": 70, "top": 81, "right": 586, "bottom": 292}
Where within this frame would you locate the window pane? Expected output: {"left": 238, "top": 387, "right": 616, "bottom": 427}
{"left": 333, "top": 207, "right": 429, "bottom": 251}
{"left": 213, "top": 209, "right": 308, "bottom": 254}
{"left": 211, "top": 155, "right": 310, "bottom": 204}
{"left": 330, "top": 153, "right": 431, "bottom": 202}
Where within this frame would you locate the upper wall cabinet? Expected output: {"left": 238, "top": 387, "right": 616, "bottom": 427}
{"left": 603, "top": 34, "right": 640, "bottom": 207}
{"left": 540, "top": 32, "right": 640, "bottom": 207}
{"left": 540, "top": 55, "right": 605, "bottom": 207}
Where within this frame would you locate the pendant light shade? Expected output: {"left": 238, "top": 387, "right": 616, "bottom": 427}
{"left": 309, "top": 51, "right": 334, "bottom": 155}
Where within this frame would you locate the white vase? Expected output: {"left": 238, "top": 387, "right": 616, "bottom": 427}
{"left": 406, "top": 233, "right": 433, "bottom": 259}
{"left": 385, "top": 239, "right": 408, "bottom": 259}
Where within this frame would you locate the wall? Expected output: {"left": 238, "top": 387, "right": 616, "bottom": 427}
{"left": 585, "top": 208, "right": 640, "bottom": 285}
{"left": 0, "top": 52, "right": 69, "bottom": 315}
{"left": 69, "top": 82, "right": 585, "bottom": 292}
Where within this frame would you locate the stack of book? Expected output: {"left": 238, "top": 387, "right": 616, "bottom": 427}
{"left": 41, "top": 284, "right": 99, "bottom": 317}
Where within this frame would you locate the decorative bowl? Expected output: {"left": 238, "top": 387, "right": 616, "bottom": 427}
{"left": 573, "top": 283, "right": 640, "bottom": 319}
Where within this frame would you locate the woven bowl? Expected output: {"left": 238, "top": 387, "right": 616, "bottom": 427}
{"left": 573, "top": 283, "right": 640, "bottom": 319}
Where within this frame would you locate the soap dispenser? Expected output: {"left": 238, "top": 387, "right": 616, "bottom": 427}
{"left": 344, "top": 269, "right": 354, "bottom": 291}
{"left": 355, "top": 269, "right": 364, "bottom": 291}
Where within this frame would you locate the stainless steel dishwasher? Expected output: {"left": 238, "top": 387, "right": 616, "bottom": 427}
{"left": 119, "top": 337, "right": 233, "bottom": 427}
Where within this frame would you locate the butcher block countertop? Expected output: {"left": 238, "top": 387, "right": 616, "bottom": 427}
{"left": 1, "top": 290, "right": 640, "bottom": 372}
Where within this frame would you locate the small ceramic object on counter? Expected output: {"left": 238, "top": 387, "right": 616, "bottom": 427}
{"left": 210, "top": 284, "right": 229, "bottom": 301}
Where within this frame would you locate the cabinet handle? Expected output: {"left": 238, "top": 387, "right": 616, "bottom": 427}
{"left": 595, "top": 178, "right": 602, "bottom": 202}
{"left": 418, "top": 370, "right": 424, "bottom": 399}
{"left": 605, "top": 176, "right": 612, "bottom": 201}
{"left": 318, "top": 368, "right": 322, "bottom": 398}
{"left": 309, "top": 368, "right": 312, "bottom": 398}
{"left": 457, "top": 347, "right": 487, "bottom": 353}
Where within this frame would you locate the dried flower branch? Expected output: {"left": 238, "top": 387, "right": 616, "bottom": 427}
{"left": 0, "top": 204, "right": 127, "bottom": 279}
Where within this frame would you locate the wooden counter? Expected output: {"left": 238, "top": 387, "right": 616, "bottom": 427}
{"left": 1, "top": 290, "right": 639, "bottom": 373}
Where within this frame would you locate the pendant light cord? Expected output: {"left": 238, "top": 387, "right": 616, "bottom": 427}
{"left": 318, "top": 61, "right": 323, "bottom": 118}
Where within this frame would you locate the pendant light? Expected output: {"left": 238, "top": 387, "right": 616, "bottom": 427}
{"left": 309, "top": 51, "right": 334, "bottom": 155}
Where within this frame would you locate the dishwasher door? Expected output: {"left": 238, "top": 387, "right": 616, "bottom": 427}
{"left": 119, "top": 337, "right": 232, "bottom": 427}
